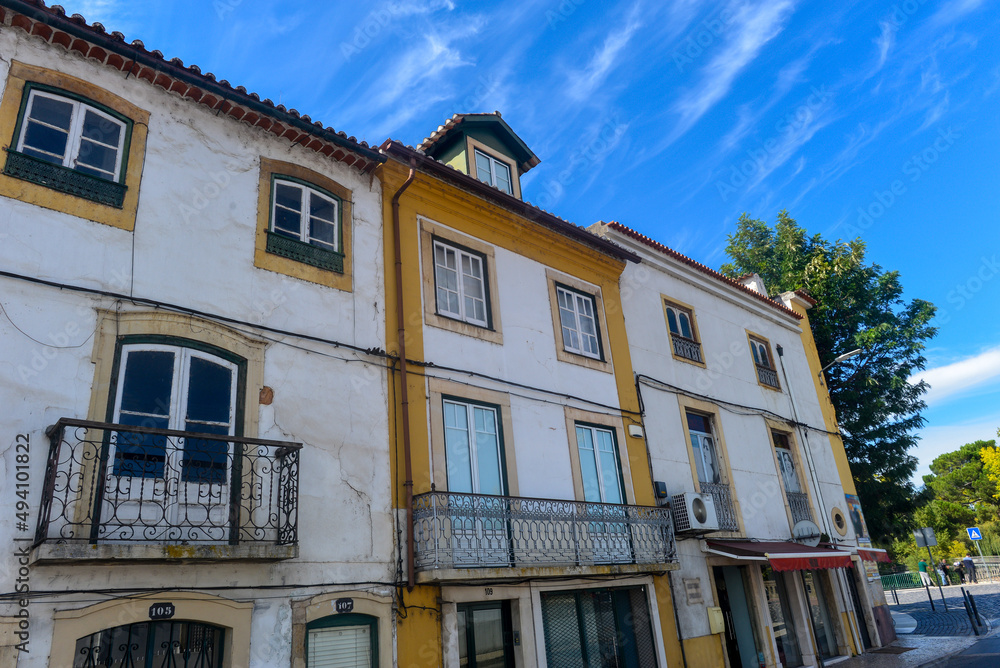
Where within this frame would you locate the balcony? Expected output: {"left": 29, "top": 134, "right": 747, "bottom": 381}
{"left": 755, "top": 363, "right": 780, "bottom": 389}
{"left": 699, "top": 481, "right": 740, "bottom": 532}
{"left": 786, "top": 491, "right": 812, "bottom": 525}
{"left": 33, "top": 418, "right": 300, "bottom": 563}
{"left": 670, "top": 333, "right": 703, "bottom": 363}
{"left": 412, "top": 491, "right": 676, "bottom": 582}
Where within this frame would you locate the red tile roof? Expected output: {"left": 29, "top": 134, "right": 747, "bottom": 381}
{"left": 603, "top": 221, "right": 801, "bottom": 320}
{"left": 0, "top": 0, "right": 384, "bottom": 173}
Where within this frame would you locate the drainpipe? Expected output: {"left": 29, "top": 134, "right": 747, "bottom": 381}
{"left": 391, "top": 158, "right": 418, "bottom": 591}
{"left": 777, "top": 346, "right": 864, "bottom": 658}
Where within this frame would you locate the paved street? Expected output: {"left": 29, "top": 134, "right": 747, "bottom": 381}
{"left": 836, "top": 582, "right": 1000, "bottom": 667}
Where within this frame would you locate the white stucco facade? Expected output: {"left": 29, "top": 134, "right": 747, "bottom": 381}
{"left": 0, "top": 21, "right": 394, "bottom": 667}
{"left": 595, "top": 222, "right": 882, "bottom": 668}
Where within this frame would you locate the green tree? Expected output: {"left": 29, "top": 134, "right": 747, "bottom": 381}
{"left": 924, "top": 440, "right": 1000, "bottom": 518}
{"left": 721, "top": 211, "right": 937, "bottom": 544}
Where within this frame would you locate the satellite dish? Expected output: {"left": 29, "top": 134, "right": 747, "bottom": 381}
{"left": 793, "top": 520, "right": 822, "bottom": 547}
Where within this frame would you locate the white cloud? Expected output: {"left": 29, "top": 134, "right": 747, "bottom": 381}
{"left": 566, "top": 7, "right": 643, "bottom": 101}
{"left": 874, "top": 21, "right": 895, "bottom": 71}
{"left": 911, "top": 346, "right": 1000, "bottom": 406}
{"left": 666, "top": 0, "right": 798, "bottom": 144}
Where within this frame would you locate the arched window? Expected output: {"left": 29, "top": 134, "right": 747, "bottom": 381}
{"left": 74, "top": 620, "right": 224, "bottom": 668}
{"left": 307, "top": 613, "right": 378, "bottom": 668}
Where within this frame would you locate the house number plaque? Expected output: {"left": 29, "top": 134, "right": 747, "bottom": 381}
{"left": 149, "top": 603, "right": 176, "bottom": 620}
{"left": 335, "top": 598, "right": 354, "bottom": 613}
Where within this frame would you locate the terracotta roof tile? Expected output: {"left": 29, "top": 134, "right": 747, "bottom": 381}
{"left": 604, "top": 222, "right": 801, "bottom": 320}
{"left": 1, "top": 0, "right": 383, "bottom": 172}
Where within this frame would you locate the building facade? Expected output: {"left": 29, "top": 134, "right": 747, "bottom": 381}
{"left": 0, "top": 3, "right": 397, "bottom": 666}
{"left": 593, "top": 222, "right": 889, "bottom": 668}
{"left": 381, "top": 115, "right": 683, "bottom": 667}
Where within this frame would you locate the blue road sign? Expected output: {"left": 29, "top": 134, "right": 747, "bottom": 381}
{"left": 968, "top": 527, "right": 983, "bottom": 541}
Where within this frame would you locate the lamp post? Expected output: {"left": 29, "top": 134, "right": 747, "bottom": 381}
{"left": 819, "top": 349, "right": 862, "bottom": 377}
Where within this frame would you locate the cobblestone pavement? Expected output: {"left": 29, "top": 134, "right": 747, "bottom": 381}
{"left": 885, "top": 581, "right": 1000, "bottom": 636}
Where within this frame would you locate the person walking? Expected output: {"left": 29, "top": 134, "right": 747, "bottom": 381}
{"left": 918, "top": 558, "right": 932, "bottom": 586}
{"left": 955, "top": 560, "right": 966, "bottom": 584}
{"left": 939, "top": 559, "right": 951, "bottom": 585}
{"left": 963, "top": 553, "right": 977, "bottom": 584}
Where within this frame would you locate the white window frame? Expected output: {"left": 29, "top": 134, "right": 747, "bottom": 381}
{"left": 433, "top": 240, "right": 489, "bottom": 327}
{"left": 473, "top": 148, "right": 513, "bottom": 194}
{"left": 687, "top": 416, "right": 721, "bottom": 485}
{"left": 17, "top": 88, "right": 127, "bottom": 182}
{"left": 443, "top": 399, "right": 504, "bottom": 496}
{"left": 556, "top": 285, "right": 601, "bottom": 359}
{"left": 574, "top": 424, "right": 625, "bottom": 505}
{"left": 750, "top": 337, "right": 773, "bottom": 369}
{"left": 271, "top": 178, "right": 341, "bottom": 252}
{"left": 665, "top": 303, "right": 696, "bottom": 341}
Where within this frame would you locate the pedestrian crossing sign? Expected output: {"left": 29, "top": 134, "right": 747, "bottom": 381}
{"left": 968, "top": 527, "right": 982, "bottom": 541}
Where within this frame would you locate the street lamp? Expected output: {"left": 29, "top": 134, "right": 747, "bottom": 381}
{"left": 818, "top": 348, "right": 862, "bottom": 376}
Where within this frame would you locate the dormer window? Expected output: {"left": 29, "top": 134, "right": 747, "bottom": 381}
{"left": 474, "top": 148, "right": 512, "bottom": 194}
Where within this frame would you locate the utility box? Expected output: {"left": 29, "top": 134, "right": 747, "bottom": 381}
{"left": 707, "top": 606, "right": 725, "bottom": 635}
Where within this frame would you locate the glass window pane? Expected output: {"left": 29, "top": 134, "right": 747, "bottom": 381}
{"left": 113, "top": 413, "right": 167, "bottom": 478}
{"left": 679, "top": 313, "right": 693, "bottom": 339}
{"left": 474, "top": 408, "right": 502, "bottom": 495}
{"left": 493, "top": 162, "right": 512, "bottom": 194}
{"left": 22, "top": 120, "right": 70, "bottom": 161}
{"left": 181, "top": 426, "right": 230, "bottom": 484}
{"left": 275, "top": 182, "right": 302, "bottom": 211}
{"left": 445, "top": 402, "right": 473, "bottom": 493}
{"left": 28, "top": 94, "right": 74, "bottom": 129}
{"left": 186, "top": 357, "right": 233, "bottom": 423}
{"left": 309, "top": 191, "right": 336, "bottom": 222}
{"left": 686, "top": 412, "right": 710, "bottom": 434}
{"left": 273, "top": 206, "right": 301, "bottom": 236}
{"left": 475, "top": 151, "right": 493, "bottom": 185}
{"left": 690, "top": 434, "right": 707, "bottom": 484}
{"left": 458, "top": 610, "right": 468, "bottom": 665}
{"left": 120, "top": 350, "right": 175, "bottom": 415}
{"left": 470, "top": 608, "right": 506, "bottom": 668}
{"left": 310, "top": 217, "right": 337, "bottom": 248}
{"left": 81, "top": 109, "right": 122, "bottom": 145}
{"left": 666, "top": 308, "right": 678, "bottom": 334}
{"left": 702, "top": 436, "right": 720, "bottom": 483}
{"left": 576, "top": 427, "right": 602, "bottom": 502}
{"left": 76, "top": 138, "right": 118, "bottom": 176}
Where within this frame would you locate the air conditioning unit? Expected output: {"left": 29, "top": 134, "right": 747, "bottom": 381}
{"left": 671, "top": 492, "right": 719, "bottom": 535}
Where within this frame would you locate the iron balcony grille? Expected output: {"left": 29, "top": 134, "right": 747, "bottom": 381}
{"left": 412, "top": 491, "right": 676, "bottom": 572}
{"left": 4, "top": 150, "right": 128, "bottom": 208}
{"left": 786, "top": 491, "right": 812, "bottom": 524}
{"left": 35, "top": 418, "right": 301, "bottom": 547}
{"left": 756, "top": 363, "right": 780, "bottom": 389}
{"left": 670, "top": 333, "right": 703, "bottom": 363}
{"left": 699, "top": 481, "right": 740, "bottom": 532}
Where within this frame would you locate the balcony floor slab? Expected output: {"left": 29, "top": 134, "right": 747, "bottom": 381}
{"left": 30, "top": 542, "right": 298, "bottom": 564}
{"left": 416, "top": 561, "right": 679, "bottom": 584}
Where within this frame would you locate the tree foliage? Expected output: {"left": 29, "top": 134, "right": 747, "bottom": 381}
{"left": 981, "top": 432, "right": 1000, "bottom": 501}
{"left": 923, "top": 440, "right": 1000, "bottom": 516}
{"left": 721, "top": 211, "right": 936, "bottom": 544}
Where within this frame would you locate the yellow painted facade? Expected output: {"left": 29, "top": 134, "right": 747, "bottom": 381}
{"left": 380, "top": 155, "right": 683, "bottom": 664}
{"left": 785, "top": 296, "right": 858, "bottom": 495}
{"left": 681, "top": 633, "right": 727, "bottom": 668}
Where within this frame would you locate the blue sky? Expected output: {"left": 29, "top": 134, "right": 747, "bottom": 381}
{"left": 62, "top": 0, "right": 1000, "bottom": 482}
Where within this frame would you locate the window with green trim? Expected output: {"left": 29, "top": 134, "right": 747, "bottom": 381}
{"left": 307, "top": 613, "right": 378, "bottom": 668}
{"left": 5, "top": 83, "right": 132, "bottom": 207}
{"left": 266, "top": 175, "right": 345, "bottom": 273}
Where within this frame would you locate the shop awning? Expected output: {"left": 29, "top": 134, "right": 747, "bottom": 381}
{"left": 705, "top": 540, "right": 854, "bottom": 571}
{"left": 857, "top": 547, "right": 891, "bottom": 563}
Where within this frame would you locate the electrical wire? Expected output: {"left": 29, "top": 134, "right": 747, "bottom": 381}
{"left": 0, "top": 299, "right": 95, "bottom": 349}
{"left": 636, "top": 373, "right": 843, "bottom": 438}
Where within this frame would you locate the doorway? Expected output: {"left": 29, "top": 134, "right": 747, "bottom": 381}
{"left": 713, "top": 566, "right": 761, "bottom": 668}
{"left": 846, "top": 567, "right": 872, "bottom": 650}
{"left": 458, "top": 601, "right": 514, "bottom": 668}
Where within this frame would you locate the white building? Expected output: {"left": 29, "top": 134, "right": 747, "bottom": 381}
{"left": 593, "top": 222, "right": 888, "bottom": 668}
{"left": 0, "top": 4, "right": 396, "bottom": 666}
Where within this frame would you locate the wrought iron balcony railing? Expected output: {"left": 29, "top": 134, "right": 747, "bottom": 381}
{"left": 670, "top": 333, "right": 703, "bottom": 363}
{"left": 786, "top": 491, "right": 813, "bottom": 525}
{"left": 755, "top": 363, "right": 780, "bottom": 389}
{"left": 413, "top": 491, "right": 676, "bottom": 573}
{"left": 699, "top": 481, "right": 740, "bottom": 532}
{"left": 35, "top": 418, "right": 300, "bottom": 548}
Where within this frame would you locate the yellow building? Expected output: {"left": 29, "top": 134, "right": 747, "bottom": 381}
{"left": 380, "top": 114, "right": 684, "bottom": 667}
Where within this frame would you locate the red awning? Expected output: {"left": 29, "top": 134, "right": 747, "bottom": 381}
{"left": 706, "top": 540, "right": 853, "bottom": 571}
{"left": 858, "top": 547, "right": 891, "bottom": 563}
